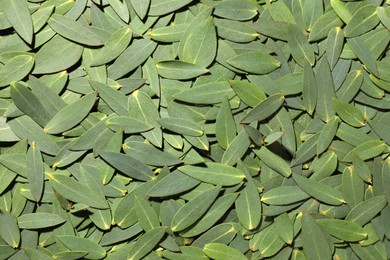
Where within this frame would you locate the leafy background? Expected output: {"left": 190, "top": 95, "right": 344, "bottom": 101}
{"left": 0, "top": 0, "right": 390, "bottom": 259}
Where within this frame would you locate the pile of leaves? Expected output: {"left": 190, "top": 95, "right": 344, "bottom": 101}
{"left": 0, "top": 0, "right": 390, "bottom": 259}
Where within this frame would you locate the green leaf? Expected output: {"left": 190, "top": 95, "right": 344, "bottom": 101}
{"left": 0, "top": 210, "right": 20, "bottom": 248}
{"left": 26, "top": 142, "right": 44, "bottom": 202}
{"left": 336, "top": 70, "right": 363, "bottom": 103}
{"left": 128, "top": 90, "right": 162, "bottom": 147}
{"left": 0, "top": 55, "right": 34, "bottom": 87}
{"left": 32, "top": 35, "right": 83, "bottom": 74}
{"left": 287, "top": 24, "right": 315, "bottom": 66}
{"left": 214, "top": 18, "right": 258, "bottom": 43}
{"left": 330, "top": 0, "right": 352, "bottom": 23}
{"left": 148, "top": 24, "right": 188, "bottom": 42}
{"left": 17, "top": 213, "right": 65, "bottom": 229}
{"left": 2, "top": 0, "right": 33, "bottom": 44}
{"left": 130, "top": 0, "right": 150, "bottom": 19}
{"left": 44, "top": 92, "right": 97, "bottom": 134}
{"left": 342, "top": 166, "right": 364, "bottom": 208}
{"left": 235, "top": 165, "right": 261, "bottom": 230}
{"left": 293, "top": 173, "right": 345, "bottom": 205}
{"left": 10, "top": 82, "right": 51, "bottom": 127}
{"left": 226, "top": 51, "right": 281, "bottom": 74}
{"left": 48, "top": 14, "right": 103, "bottom": 46}
{"left": 250, "top": 224, "right": 285, "bottom": 257}
{"left": 178, "top": 162, "right": 245, "bottom": 186}
{"left": 149, "top": 0, "right": 194, "bottom": 16}
{"left": 333, "top": 98, "right": 365, "bottom": 127}
{"left": 317, "top": 116, "right": 340, "bottom": 155}
{"left": 348, "top": 37, "right": 378, "bottom": 77}
{"left": 316, "top": 57, "right": 336, "bottom": 122}
{"left": 58, "top": 235, "right": 106, "bottom": 260}
{"left": 274, "top": 213, "right": 294, "bottom": 245}
{"left": 343, "top": 140, "right": 386, "bottom": 162}
{"left": 240, "top": 93, "right": 285, "bottom": 124}
{"left": 127, "top": 227, "right": 166, "bottom": 260}
{"left": 156, "top": 60, "right": 209, "bottom": 80}
{"left": 148, "top": 171, "right": 200, "bottom": 197}
{"left": 261, "top": 186, "right": 309, "bottom": 205}
{"left": 291, "top": 133, "right": 320, "bottom": 166}
{"left": 180, "top": 193, "right": 237, "bottom": 237}
{"left": 108, "top": 39, "right": 157, "bottom": 80}
{"left": 221, "top": 130, "right": 251, "bottom": 166}
{"left": 134, "top": 195, "right": 160, "bottom": 231}
{"left": 301, "top": 213, "right": 332, "bottom": 260}
{"left": 317, "top": 218, "right": 367, "bottom": 242}
{"left": 123, "top": 141, "right": 181, "bottom": 166}
{"left": 92, "top": 27, "right": 132, "bottom": 66}
{"left": 98, "top": 151, "right": 155, "bottom": 181}
{"left": 203, "top": 243, "right": 246, "bottom": 260}
{"left": 172, "top": 81, "right": 234, "bottom": 104}
{"left": 192, "top": 223, "right": 237, "bottom": 248}
{"left": 214, "top": 0, "right": 257, "bottom": 21}
{"left": 179, "top": 17, "right": 216, "bottom": 68}
{"left": 158, "top": 117, "right": 203, "bottom": 137}
{"left": 254, "top": 146, "right": 291, "bottom": 177}
{"left": 344, "top": 5, "right": 380, "bottom": 38}
{"left": 326, "top": 27, "right": 344, "bottom": 69}
{"left": 382, "top": 158, "right": 390, "bottom": 205}
{"left": 302, "top": 61, "right": 317, "bottom": 115}
{"left": 52, "top": 251, "right": 88, "bottom": 260}
{"left": 106, "top": 116, "right": 154, "bottom": 134}
{"left": 171, "top": 185, "right": 220, "bottom": 232}
{"left": 89, "top": 80, "right": 128, "bottom": 116}
{"left": 48, "top": 173, "right": 109, "bottom": 209}
{"left": 346, "top": 195, "right": 387, "bottom": 226}
{"left": 215, "top": 98, "right": 236, "bottom": 149}
{"left": 309, "top": 10, "right": 343, "bottom": 42}
{"left": 229, "top": 80, "right": 266, "bottom": 107}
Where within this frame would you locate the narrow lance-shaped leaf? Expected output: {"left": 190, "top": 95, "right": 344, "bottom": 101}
{"left": 10, "top": 82, "right": 51, "bottom": 127}
{"left": 179, "top": 17, "right": 217, "bottom": 68}
{"left": 26, "top": 142, "right": 44, "bottom": 202}
{"left": 17, "top": 213, "right": 65, "bottom": 229}
{"left": 44, "top": 92, "right": 97, "bottom": 134}
{"left": 326, "top": 27, "right": 344, "bottom": 69}
{"left": 235, "top": 162, "right": 261, "bottom": 230}
{"left": 123, "top": 141, "right": 181, "bottom": 166}
{"left": 48, "top": 173, "right": 109, "bottom": 209}
{"left": 178, "top": 162, "right": 245, "bottom": 186}
{"left": 171, "top": 186, "right": 220, "bottom": 232}
{"left": 48, "top": 14, "right": 103, "bottom": 46}
{"left": 344, "top": 5, "right": 380, "bottom": 38}
{"left": 346, "top": 195, "right": 387, "bottom": 226}
{"left": 156, "top": 60, "right": 209, "bottom": 80}
{"left": 58, "top": 236, "right": 106, "bottom": 260}
{"left": 172, "top": 81, "right": 234, "bottom": 105}
{"left": 130, "top": 0, "right": 150, "bottom": 19}
{"left": 316, "top": 218, "right": 367, "bottom": 242}
{"left": 274, "top": 213, "right": 294, "bottom": 245}
{"left": 215, "top": 98, "right": 236, "bottom": 149}
{"left": 134, "top": 195, "right": 160, "bottom": 231}
{"left": 203, "top": 243, "right": 246, "bottom": 260}
{"left": 229, "top": 80, "right": 266, "bottom": 107}
{"left": 343, "top": 140, "right": 386, "bottom": 162}
{"left": 214, "top": 0, "right": 258, "bottom": 21}
{"left": 127, "top": 227, "right": 166, "bottom": 260}
{"left": 0, "top": 210, "right": 20, "bottom": 248}
{"left": 254, "top": 146, "right": 291, "bottom": 177}
{"left": 287, "top": 24, "right": 315, "bottom": 66}
{"left": 261, "top": 186, "right": 310, "bottom": 205}
{"left": 2, "top": 0, "right": 33, "bottom": 44}
{"left": 92, "top": 27, "right": 132, "bottom": 66}
{"left": 0, "top": 55, "right": 34, "bottom": 87}
{"left": 315, "top": 57, "right": 335, "bottom": 122}
{"left": 293, "top": 173, "right": 345, "bottom": 205}
{"left": 301, "top": 212, "right": 333, "bottom": 260}
{"left": 241, "top": 93, "right": 285, "bottom": 124}
{"left": 98, "top": 151, "right": 155, "bottom": 181}
{"left": 317, "top": 116, "right": 340, "bottom": 155}
{"left": 226, "top": 51, "right": 281, "bottom": 74}
{"left": 158, "top": 117, "right": 204, "bottom": 137}
{"left": 302, "top": 60, "right": 317, "bottom": 115}
{"left": 149, "top": 0, "right": 194, "bottom": 16}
